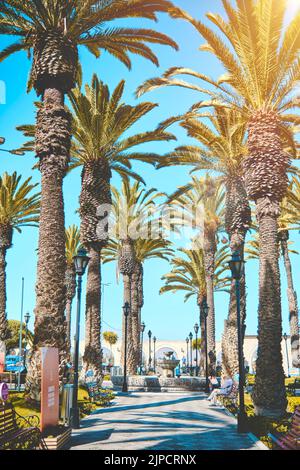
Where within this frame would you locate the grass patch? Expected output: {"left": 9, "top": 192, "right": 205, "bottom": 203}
{"left": 6, "top": 385, "right": 115, "bottom": 422}
{"left": 223, "top": 375, "right": 300, "bottom": 449}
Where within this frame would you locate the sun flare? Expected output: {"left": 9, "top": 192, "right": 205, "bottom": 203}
{"left": 287, "top": 0, "right": 300, "bottom": 11}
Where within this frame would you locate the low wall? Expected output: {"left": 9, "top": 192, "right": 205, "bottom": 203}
{"left": 111, "top": 375, "right": 206, "bottom": 392}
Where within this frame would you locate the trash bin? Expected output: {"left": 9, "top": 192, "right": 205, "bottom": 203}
{"left": 60, "top": 384, "right": 73, "bottom": 426}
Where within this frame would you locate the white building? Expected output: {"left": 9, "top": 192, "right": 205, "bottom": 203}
{"left": 79, "top": 335, "right": 298, "bottom": 376}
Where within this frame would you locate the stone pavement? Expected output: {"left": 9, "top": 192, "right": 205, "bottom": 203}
{"left": 70, "top": 392, "right": 263, "bottom": 450}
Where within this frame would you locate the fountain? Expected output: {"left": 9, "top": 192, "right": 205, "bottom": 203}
{"left": 110, "top": 350, "right": 206, "bottom": 392}
{"left": 157, "top": 351, "right": 180, "bottom": 378}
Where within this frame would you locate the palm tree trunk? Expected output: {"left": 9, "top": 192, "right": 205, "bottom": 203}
{"left": 119, "top": 240, "right": 136, "bottom": 374}
{"left": 203, "top": 233, "right": 216, "bottom": 375}
{"left": 198, "top": 293, "right": 206, "bottom": 376}
{"left": 222, "top": 232, "right": 247, "bottom": 378}
{"left": 280, "top": 230, "right": 300, "bottom": 367}
{"left": 244, "top": 110, "right": 288, "bottom": 417}
{"left": 129, "top": 262, "right": 143, "bottom": 374}
{"left": 138, "top": 264, "right": 144, "bottom": 368}
{"left": 79, "top": 159, "right": 112, "bottom": 384}
{"left": 0, "top": 246, "right": 8, "bottom": 347}
{"left": 251, "top": 200, "right": 287, "bottom": 416}
{"left": 82, "top": 247, "right": 102, "bottom": 383}
{"left": 121, "top": 273, "right": 134, "bottom": 371}
{"left": 26, "top": 87, "right": 71, "bottom": 401}
{"left": 222, "top": 178, "right": 251, "bottom": 378}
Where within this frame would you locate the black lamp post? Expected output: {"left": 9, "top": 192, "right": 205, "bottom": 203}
{"left": 148, "top": 330, "right": 152, "bottom": 372}
{"left": 153, "top": 336, "right": 157, "bottom": 373}
{"left": 23, "top": 312, "right": 30, "bottom": 368}
{"left": 201, "top": 298, "right": 210, "bottom": 393}
{"left": 140, "top": 321, "right": 145, "bottom": 375}
{"left": 186, "top": 337, "right": 189, "bottom": 373}
{"left": 283, "top": 333, "right": 290, "bottom": 378}
{"left": 71, "top": 248, "right": 90, "bottom": 429}
{"left": 122, "top": 301, "right": 131, "bottom": 392}
{"left": 194, "top": 323, "right": 199, "bottom": 377}
{"left": 229, "top": 250, "right": 247, "bottom": 433}
{"left": 189, "top": 332, "right": 193, "bottom": 376}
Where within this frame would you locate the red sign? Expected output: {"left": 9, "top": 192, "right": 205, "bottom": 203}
{"left": 40, "top": 347, "right": 59, "bottom": 433}
{"left": 0, "top": 382, "right": 9, "bottom": 401}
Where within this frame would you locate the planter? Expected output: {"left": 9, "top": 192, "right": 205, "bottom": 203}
{"left": 43, "top": 427, "right": 72, "bottom": 450}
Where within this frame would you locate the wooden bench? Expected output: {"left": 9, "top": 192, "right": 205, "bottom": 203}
{"left": 268, "top": 406, "right": 300, "bottom": 450}
{"left": 0, "top": 402, "right": 47, "bottom": 450}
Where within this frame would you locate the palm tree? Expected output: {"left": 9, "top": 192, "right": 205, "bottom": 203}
{"left": 0, "top": 0, "right": 182, "bottom": 399}
{"left": 278, "top": 192, "right": 300, "bottom": 369}
{"left": 246, "top": 188, "right": 300, "bottom": 369}
{"left": 160, "top": 246, "right": 230, "bottom": 373}
{"left": 65, "top": 224, "right": 81, "bottom": 354}
{"left": 103, "top": 331, "right": 118, "bottom": 356}
{"left": 139, "top": 0, "right": 300, "bottom": 417}
{"left": 103, "top": 237, "right": 173, "bottom": 372}
{"left": 155, "top": 107, "right": 251, "bottom": 378}
{"left": 104, "top": 178, "right": 169, "bottom": 374}
{"left": 0, "top": 172, "right": 40, "bottom": 352}
{"left": 18, "top": 75, "right": 176, "bottom": 383}
{"left": 168, "top": 175, "right": 224, "bottom": 374}
{"left": 69, "top": 77, "right": 175, "bottom": 380}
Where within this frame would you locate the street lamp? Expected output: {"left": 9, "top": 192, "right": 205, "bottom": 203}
{"left": 186, "top": 337, "right": 189, "bottom": 373}
{"left": 71, "top": 248, "right": 90, "bottom": 429}
{"left": 23, "top": 312, "right": 30, "bottom": 368}
{"left": 283, "top": 333, "right": 290, "bottom": 378}
{"left": 189, "top": 332, "right": 193, "bottom": 376}
{"left": 194, "top": 323, "right": 199, "bottom": 377}
{"left": 122, "top": 302, "right": 131, "bottom": 392}
{"left": 140, "top": 321, "right": 145, "bottom": 375}
{"left": 229, "top": 250, "right": 247, "bottom": 433}
{"left": 201, "top": 297, "right": 210, "bottom": 393}
{"left": 153, "top": 336, "right": 157, "bottom": 373}
{"left": 148, "top": 330, "right": 152, "bottom": 372}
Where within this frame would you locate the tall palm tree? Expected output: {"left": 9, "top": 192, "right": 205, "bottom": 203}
{"left": 70, "top": 77, "right": 175, "bottom": 381}
{"left": 105, "top": 178, "right": 168, "bottom": 374}
{"left": 155, "top": 107, "right": 251, "bottom": 378}
{"left": 246, "top": 188, "right": 300, "bottom": 369}
{"left": 65, "top": 224, "right": 81, "bottom": 354}
{"left": 0, "top": 0, "right": 181, "bottom": 399}
{"left": 0, "top": 172, "right": 40, "bottom": 351}
{"left": 168, "top": 175, "right": 224, "bottom": 374}
{"left": 160, "top": 246, "right": 230, "bottom": 373}
{"left": 103, "top": 237, "right": 173, "bottom": 372}
{"left": 278, "top": 192, "right": 300, "bottom": 369}
{"left": 18, "top": 75, "right": 176, "bottom": 382}
{"left": 139, "top": 0, "right": 300, "bottom": 417}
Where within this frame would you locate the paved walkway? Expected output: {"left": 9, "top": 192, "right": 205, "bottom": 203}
{"left": 70, "top": 392, "right": 263, "bottom": 450}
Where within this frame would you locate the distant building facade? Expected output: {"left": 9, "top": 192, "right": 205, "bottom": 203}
{"left": 91, "top": 335, "right": 298, "bottom": 376}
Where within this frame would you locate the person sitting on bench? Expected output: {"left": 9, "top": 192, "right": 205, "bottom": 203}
{"left": 208, "top": 375, "right": 233, "bottom": 406}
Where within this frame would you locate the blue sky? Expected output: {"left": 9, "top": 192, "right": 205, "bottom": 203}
{"left": 0, "top": 0, "right": 300, "bottom": 343}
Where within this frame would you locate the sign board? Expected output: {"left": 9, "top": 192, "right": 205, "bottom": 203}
{"left": 5, "top": 355, "right": 25, "bottom": 373}
{"left": 0, "top": 382, "right": 9, "bottom": 401}
{"left": 40, "top": 347, "right": 59, "bottom": 433}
